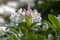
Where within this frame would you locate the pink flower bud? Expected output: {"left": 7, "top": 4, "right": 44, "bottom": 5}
{"left": 27, "top": 9, "right": 32, "bottom": 14}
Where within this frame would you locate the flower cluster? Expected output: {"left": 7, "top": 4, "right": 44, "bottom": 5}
{"left": 0, "top": 7, "right": 42, "bottom": 38}
{"left": 10, "top": 7, "right": 42, "bottom": 23}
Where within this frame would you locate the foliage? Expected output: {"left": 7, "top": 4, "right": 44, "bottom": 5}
{"left": 6, "top": 14, "right": 60, "bottom": 40}
{"left": 44, "top": 14, "right": 60, "bottom": 40}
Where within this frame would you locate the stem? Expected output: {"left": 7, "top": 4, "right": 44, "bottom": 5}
{"left": 25, "top": 14, "right": 32, "bottom": 28}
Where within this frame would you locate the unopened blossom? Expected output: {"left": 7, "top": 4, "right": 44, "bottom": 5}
{"left": 26, "top": 7, "right": 32, "bottom": 16}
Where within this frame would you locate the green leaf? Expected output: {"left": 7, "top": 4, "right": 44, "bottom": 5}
{"left": 30, "top": 22, "right": 40, "bottom": 28}
{"left": 18, "top": 22, "right": 28, "bottom": 33}
{"left": 48, "top": 14, "right": 60, "bottom": 29}
{"left": 6, "top": 33, "right": 18, "bottom": 40}
{"left": 18, "top": 22, "right": 27, "bottom": 27}
{"left": 10, "top": 27, "right": 18, "bottom": 34}
{"left": 59, "top": 21, "right": 60, "bottom": 28}
{"left": 10, "top": 34, "right": 18, "bottom": 40}
{"left": 19, "top": 26, "right": 22, "bottom": 34}
{"left": 25, "top": 33, "right": 35, "bottom": 40}
{"left": 34, "top": 33, "right": 46, "bottom": 40}
{"left": 44, "top": 20, "right": 57, "bottom": 34}
{"left": 18, "top": 22, "right": 27, "bottom": 30}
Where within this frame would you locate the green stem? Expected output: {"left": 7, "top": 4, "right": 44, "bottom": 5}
{"left": 25, "top": 14, "right": 32, "bottom": 28}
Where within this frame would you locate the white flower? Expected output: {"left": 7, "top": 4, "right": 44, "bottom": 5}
{"left": 10, "top": 8, "right": 26, "bottom": 23}
{"left": 18, "top": 8, "right": 23, "bottom": 14}
{"left": 0, "top": 7, "right": 4, "bottom": 14}
{"left": 0, "top": 5, "right": 16, "bottom": 16}
{"left": 7, "top": 1, "right": 18, "bottom": 8}
{"left": 32, "top": 9, "right": 42, "bottom": 22}
{"left": 10, "top": 13, "right": 20, "bottom": 23}
{"left": 10, "top": 12, "right": 25, "bottom": 23}
{"left": 0, "top": 27, "right": 7, "bottom": 36}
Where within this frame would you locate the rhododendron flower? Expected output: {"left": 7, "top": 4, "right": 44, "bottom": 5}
{"left": 10, "top": 7, "right": 42, "bottom": 23}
